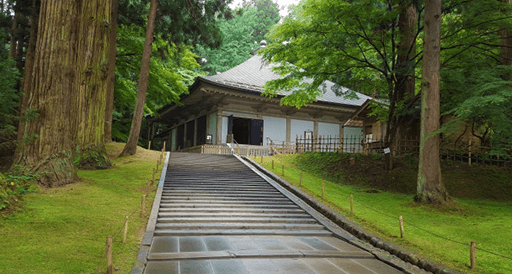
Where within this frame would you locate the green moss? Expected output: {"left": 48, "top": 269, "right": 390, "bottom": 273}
{"left": 251, "top": 154, "right": 512, "bottom": 273}
{"left": 0, "top": 143, "right": 162, "bottom": 273}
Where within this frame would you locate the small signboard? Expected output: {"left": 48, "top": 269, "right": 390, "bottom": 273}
{"left": 383, "top": 147, "right": 391, "bottom": 154}
{"left": 305, "top": 131, "right": 313, "bottom": 139}
{"left": 206, "top": 134, "right": 213, "bottom": 144}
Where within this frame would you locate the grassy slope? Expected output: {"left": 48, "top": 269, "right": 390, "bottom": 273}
{"left": 250, "top": 153, "right": 512, "bottom": 274}
{"left": 0, "top": 143, "right": 162, "bottom": 274}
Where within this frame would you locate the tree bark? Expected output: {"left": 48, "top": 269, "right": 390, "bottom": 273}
{"left": 16, "top": 0, "right": 39, "bottom": 144}
{"left": 119, "top": 0, "right": 158, "bottom": 157}
{"left": 415, "top": 0, "right": 448, "bottom": 204}
{"left": 9, "top": 11, "right": 19, "bottom": 60}
{"left": 15, "top": 0, "right": 111, "bottom": 187}
{"left": 397, "top": 2, "right": 417, "bottom": 101}
{"left": 104, "top": 0, "right": 119, "bottom": 143}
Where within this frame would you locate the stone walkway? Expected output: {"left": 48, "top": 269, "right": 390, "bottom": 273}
{"left": 132, "top": 153, "right": 412, "bottom": 274}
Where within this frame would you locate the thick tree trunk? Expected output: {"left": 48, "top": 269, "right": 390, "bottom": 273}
{"left": 415, "top": 0, "right": 448, "bottom": 204}
{"left": 16, "top": 0, "right": 39, "bottom": 144}
{"left": 104, "top": 0, "right": 119, "bottom": 143}
{"left": 15, "top": 0, "right": 111, "bottom": 187}
{"left": 397, "top": 2, "right": 417, "bottom": 101}
{"left": 119, "top": 0, "right": 158, "bottom": 157}
{"left": 9, "top": 12, "right": 19, "bottom": 60}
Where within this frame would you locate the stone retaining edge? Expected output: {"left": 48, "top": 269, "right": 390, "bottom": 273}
{"left": 241, "top": 156, "right": 462, "bottom": 274}
{"left": 130, "top": 152, "right": 170, "bottom": 274}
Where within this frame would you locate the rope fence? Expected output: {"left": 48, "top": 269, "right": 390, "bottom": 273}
{"left": 267, "top": 162, "right": 512, "bottom": 272}
{"left": 94, "top": 145, "right": 167, "bottom": 274}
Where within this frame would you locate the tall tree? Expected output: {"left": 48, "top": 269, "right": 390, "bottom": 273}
{"left": 104, "top": 0, "right": 119, "bottom": 143}
{"left": 415, "top": 0, "right": 448, "bottom": 203}
{"left": 15, "top": 0, "right": 111, "bottom": 186}
{"left": 119, "top": 0, "right": 158, "bottom": 156}
{"left": 119, "top": 0, "right": 231, "bottom": 155}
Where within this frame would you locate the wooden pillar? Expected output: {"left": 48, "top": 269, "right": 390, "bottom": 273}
{"left": 193, "top": 118, "right": 198, "bottom": 147}
{"left": 216, "top": 114, "right": 222, "bottom": 145}
{"left": 183, "top": 122, "right": 187, "bottom": 147}
{"left": 286, "top": 117, "right": 291, "bottom": 143}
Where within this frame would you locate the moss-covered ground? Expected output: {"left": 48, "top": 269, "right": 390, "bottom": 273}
{"left": 0, "top": 142, "right": 163, "bottom": 273}
{"left": 250, "top": 152, "right": 512, "bottom": 274}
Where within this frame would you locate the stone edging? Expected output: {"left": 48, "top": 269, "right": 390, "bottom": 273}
{"left": 241, "top": 156, "right": 461, "bottom": 274}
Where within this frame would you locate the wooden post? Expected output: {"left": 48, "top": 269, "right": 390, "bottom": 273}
{"left": 163, "top": 141, "right": 166, "bottom": 151}
{"left": 469, "top": 140, "right": 472, "bottom": 165}
{"left": 296, "top": 134, "right": 299, "bottom": 153}
{"left": 470, "top": 242, "right": 477, "bottom": 269}
{"left": 399, "top": 215, "right": 404, "bottom": 239}
{"left": 340, "top": 134, "right": 344, "bottom": 153}
{"left": 281, "top": 165, "right": 285, "bottom": 177}
{"left": 272, "top": 160, "right": 274, "bottom": 169}
{"left": 141, "top": 195, "right": 146, "bottom": 218}
{"left": 350, "top": 195, "right": 354, "bottom": 215}
{"left": 299, "top": 173, "right": 302, "bottom": 187}
{"left": 106, "top": 235, "right": 113, "bottom": 274}
{"left": 123, "top": 216, "right": 129, "bottom": 244}
{"left": 148, "top": 141, "right": 151, "bottom": 150}
{"left": 322, "top": 183, "right": 325, "bottom": 200}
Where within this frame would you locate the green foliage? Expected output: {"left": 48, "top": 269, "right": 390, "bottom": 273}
{"left": 196, "top": 1, "right": 280, "bottom": 75}
{"left": 442, "top": 65, "right": 512, "bottom": 150}
{"left": 113, "top": 24, "right": 204, "bottom": 142}
{"left": 0, "top": 57, "right": 21, "bottom": 152}
{"left": 73, "top": 145, "right": 112, "bottom": 170}
{"left": 0, "top": 166, "right": 40, "bottom": 211}
{"left": 261, "top": 0, "right": 512, "bottom": 144}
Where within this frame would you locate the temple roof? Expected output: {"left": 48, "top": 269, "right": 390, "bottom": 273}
{"left": 201, "top": 54, "right": 371, "bottom": 107}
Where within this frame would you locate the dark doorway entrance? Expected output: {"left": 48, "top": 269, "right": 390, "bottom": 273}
{"left": 230, "top": 117, "right": 263, "bottom": 145}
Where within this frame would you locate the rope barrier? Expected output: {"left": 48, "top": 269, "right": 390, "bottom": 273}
{"left": 281, "top": 163, "right": 512, "bottom": 263}
{"left": 348, "top": 192, "right": 512, "bottom": 261}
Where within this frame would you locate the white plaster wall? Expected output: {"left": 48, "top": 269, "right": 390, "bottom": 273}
{"left": 291, "top": 119, "right": 315, "bottom": 140}
{"left": 318, "top": 122, "right": 340, "bottom": 138}
{"left": 208, "top": 114, "right": 217, "bottom": 144}
{"left": 221, "top": 116, "right": 228, "bottom": 144}
{"left": 343, "top": 127, "right": 363, "bottom": 153}
{"left": 263, "top": 116, "right": 287, "bottom": 146}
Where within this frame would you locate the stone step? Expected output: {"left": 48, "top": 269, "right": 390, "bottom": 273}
{"left": 156, "top": 217, "right": 318, "bottom": 224}
{"left": 147, "top": 250, "right": 374, "bottom": 261}
{"left": 160, "top": 193, "right": 285, "bottom": 198}
{"left": 158, "top": 208, "right": 305, "bottom": 214}
{"left": 159, "top": 199, "right": 294, "bottom": 204}
{"left": 155, "top": 223, "right": 325, "bottom": 230}
{"left": 159, "top": 203, "right": 299, "bottom": 209}
{"left": 157, "top": 212, "right": 311, "bottom": 218}
{"left": 162, "top": 190, "right": 282, "bottom": 195}
{"left": 160, "top": 196, "right": 290, "bottom": 202}
{"left": 153, "top": 229, "right": 333, "bottom": 237}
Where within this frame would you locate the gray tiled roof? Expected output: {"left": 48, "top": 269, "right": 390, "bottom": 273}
{"left": 202, "top": 55, "right": 371, "bottom": 107}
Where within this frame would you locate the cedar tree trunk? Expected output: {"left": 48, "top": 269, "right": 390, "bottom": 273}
{"left": 415, "top": 0, "right": 449, "bottom": 203}
{"left": 104, "top": 0, "right": 119, "bottom": 143}
{"left": 16, "top": 0, "right": 39, "bottom": 143}
{"left": 384, "top": 2, "right": 417, "bottom": 170}
{"left": 119, "top": 0, "right": 158, "bottom": 156}
{"left": 15, "top": 0, "right": 111, "bottom": 187}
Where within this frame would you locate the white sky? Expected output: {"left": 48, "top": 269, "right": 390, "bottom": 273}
{"left": 228, "top": 0, "right": 301, "bottom": 17}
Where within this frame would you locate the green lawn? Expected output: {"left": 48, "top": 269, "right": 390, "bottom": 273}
{"left": 0, "top": 143, "right": 163, "bottom": 273}
{"left": 250, "top": 154, "right": 512, "bottom": 274}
